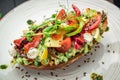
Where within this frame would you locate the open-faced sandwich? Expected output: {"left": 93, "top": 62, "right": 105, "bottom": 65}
{"left": 9, "top": 4, "right": 109, "bottom": 70}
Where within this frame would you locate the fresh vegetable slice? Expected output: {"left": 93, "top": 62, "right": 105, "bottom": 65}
{"left": 67, "top": 19, "right": 79, "bottom": 29}
{"left": 14, "top": 37, "right": 26, "bottom": 48}
{"left": 55, "top": 37, "right": 72, "bottom": 53}
{"left": 40, "top": 48, "right": 48, "bottom": 65}
{"left": 73, "top": 35, "right": 85, "bottom": 49}
{"left": 23, "top": 35, "right": 42, "bottom": 53}
{"left": 72, "top": 4, "right": 81, "bottom": 16}
{"left": 66, "top": 21, "right": 85, "bottom": 36}
{"left": 84, "top": 13, "right": 102, "bottom": 32}
{"left": 56, "top": 9, "right": 67, "bottom": 20}
{"left": 51, "top": 30, "right": 64, "bottom": 40}
{"left": 74, "top": 41, "right": 82, "bottom": 49}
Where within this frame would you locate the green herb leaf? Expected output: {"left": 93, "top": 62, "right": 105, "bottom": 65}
{"left": 41, "top": 38, "right": 45, "bottom": 45}
{"left": 55, "top": 20, "right": 61, "bottom": 26}
{"left": 105, "top": 26, "right": 109, "bottom": 32}
{"left": 27, "top": 20, "right": 34, "bottom": 25}
{"left": 52, "top": 14, "right": 56, "bottom": 18}
{"left": 0, "top": 64, "right": 8, "bottom": 69}
{"left": 29, "top": 25, "right": 39, "bottom": 31}
{"left": 23, "top": 31, "right": 34, "bottom": 41}
{"left": 43, "top": 26, "right": 53, "bottom": 32}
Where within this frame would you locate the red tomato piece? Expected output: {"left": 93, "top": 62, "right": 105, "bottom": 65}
{"left": 72, "top": 4, "right": 81, "bottom": 16}
{"left": 51, "top": 31, "right": 64, "bottom": 40}
{"left": 23, "top": 42, "right": 34, "bottom": 53}
{"left": 56, "top": 9, "right": 67, "bottom": 20}
{"left": 84, "top": 13, "right": 102, "bottom": 32}
{"left": 14, "top": 37, "right": 26, "bottom": 47}
{"left": 73, "top": 35, "right": 85, "bottom": 49}
{"left": 72, "top": 34, "right": 85, "bottom": 50}
{"left": 74, "top": 37, "right": 84, "bottom": 46}
{"left": 67, "top": 19, "right": 79, "bottom": 28}
{"left": 74, "top": 41, "right": 82, "bottom": 49}
{"left": 23, "top": 35, "right": 42, "bottom": 53}
{"left": 55, "top": 37, "right": 72, "bottom": 53}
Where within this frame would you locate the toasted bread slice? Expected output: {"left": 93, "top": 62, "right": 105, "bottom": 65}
{"left": 23, "top": 18, "right": 108, "bottom": 70}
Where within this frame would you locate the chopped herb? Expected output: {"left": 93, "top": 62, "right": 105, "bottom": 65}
{"left": 101, "top": 11, "right": 107, "bottom": 23}
{"left": 91, "top": 73, "right": 103, "bottom": 80}
{"left": 105, "top": 27, "right": 109, "bottom": 32}
{"left": 43, "top": 26, "right": 53, "bottom": 32}
{"left": 52, "top": 14, "right": 56, "bottom": 18}
{"left": 55, "top": 20, "right": 61, "bottom": 26}
{"left": 0, "top": 64, "right": 8, "bottom": 69}
{"left": 29, "top": 25, "right": 39, "bottom": 31}
{"left": 24, "top": 32, "right": 33, "bottom": 41}
{"left": 27, "top": 20, "right": 34, "bottom": 25}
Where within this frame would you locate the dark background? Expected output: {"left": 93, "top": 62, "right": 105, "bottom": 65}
{"left": 0, "top": 0, "right": 120, "bottom": 17}
{"left": 0, "top": 0, "right": 27, "bottom": 17}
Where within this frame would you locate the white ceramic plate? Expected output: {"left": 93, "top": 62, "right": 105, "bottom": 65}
{"left": 0, "top": 0, "right": 120, "bottom": 80}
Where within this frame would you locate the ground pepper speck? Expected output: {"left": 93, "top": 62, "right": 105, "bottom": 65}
{"left": 77, "top": 65, "right": 81, "bottom": 67}
{"left": 50, "top": 72, "right": 54, "bottom": 76}
{"left": 34, "top": 77, "right": 37, "bottom": 80}
{"left": 55, "top": 75, "right": 58, "bottom": 77}
{"left": 102, "top": 62, "right": 105, "bottom": 64}
{"left": 37, "top": 72, "right": 40, "bottom": 75}
{"left": 83, "top": 72, "right": 87, "bottom": 76}
{"left": 92, "top": 60, "right": 95, "bottom": 63}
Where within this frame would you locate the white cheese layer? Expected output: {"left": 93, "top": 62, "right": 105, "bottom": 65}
{"left": 27, "top": 48, "right": 38, "bottom": 59}
{"left": 83, "top": 33, "right": 93, "bottom": 43}
{"left": 8, "top": 47, "right": 17, "bottom": 57}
